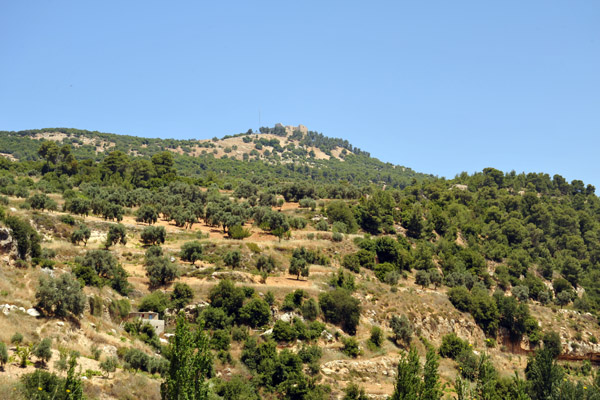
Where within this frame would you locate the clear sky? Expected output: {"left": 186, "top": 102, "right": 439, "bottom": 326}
{"left": 1, "top": 1, "right": 599, "bottom": 187}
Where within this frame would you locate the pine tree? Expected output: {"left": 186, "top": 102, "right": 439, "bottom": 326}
{"left": 391, "top": 347, "right": 422, "bottom": 400}
{"left": 161, "top": 313, "right": 213, "bottom": 400}
{"left": 422, "top": 347, "right": 442, "bottom": 400}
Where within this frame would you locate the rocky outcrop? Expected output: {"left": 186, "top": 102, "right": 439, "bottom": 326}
{"left": 413, "top": 313, "right": 487, "bottom": 347}
{"left": 0, "top": 226, "right": 18, "bottom": 265}
{"left": 321, "top": 355, "right": 399, "bottom": 379}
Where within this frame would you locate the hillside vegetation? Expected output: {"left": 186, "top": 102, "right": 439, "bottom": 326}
{"left": 0, "top": 127, "right": 599, "bottom": 399}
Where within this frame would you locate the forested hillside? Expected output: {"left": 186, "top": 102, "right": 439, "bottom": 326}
{"left": 0, "top": 125, "right": 430, "bottom": 189}
{"left": 0, "top": 128, "right": 599, "bottom": 400}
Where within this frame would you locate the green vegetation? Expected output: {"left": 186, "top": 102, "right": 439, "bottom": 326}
{"left": 1, "top": 128, "right": 600, "bottom": 399}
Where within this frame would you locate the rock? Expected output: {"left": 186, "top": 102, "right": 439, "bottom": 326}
{"left": 103, "top": 345, "right": 117, "bottom": 357}
{"left": 160, "top": 338, "right": 169, "bottom": 345}
{"left": 57, "top": 321, "right": 65, "bottom": 327}
{"left": 26, "top": 308, "right": 40, "bottom": 317}
{"left": 279, "top": 312, "right": 295, "bottom": 323}
{"left": 261, "top": 328, "right": 273, "bottom": 336}
{"left": 321, "top": 330, "right": 334, "bottom": 342}
{"left": 18, "top": 307, "right": 26, "bottom": 313}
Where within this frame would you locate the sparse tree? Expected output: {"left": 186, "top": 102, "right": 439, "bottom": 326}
{"left": 35, "top": 273, "right": 85, "bottom": 318}
{"left": 100, "top": 356, "right": 118, "bottom": 378}
{"left": 180, "top": 241, "right": 203, "bottom": 265}
{"left": 105, "top": 224, "right": 127, "bottom": 249}
{"left": 33, "top": 338, "right": 53, "bottom": 366}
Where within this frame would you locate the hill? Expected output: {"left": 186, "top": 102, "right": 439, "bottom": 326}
{"left": 0, "top": 127, "right": 599, "bottom": 399}
{"left": 0, "top": 124, "right": 431, "bottom": 189}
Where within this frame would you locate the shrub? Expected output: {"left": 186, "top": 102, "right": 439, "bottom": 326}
{"left": 60, "top": 214, "right": 76, "bottom": 225}
{"left": 256, "top": 254, "right": 278, "bottom": 273}
{"left": 105, "top": 299, "right": 128, "bottom": 322}
{"left": 342, "top": 254, "right": 361, "bottom": 273}
{"left": 415, "top": 270, "right": 431, "bottom": 288}
{"left": 145, "top": 255, "right": 179, "bottom": 287}
{"left": 390, "top": 315, "right": 413, "bottom": 346}
{"left": 0, "top": 342, "right": 7, "bottom": 369}
{"left": 315, "top": 219, "right": 329, "bottom": 231}
{"left": 180, "top": 241, "right": 203, "bottom": 265}
{"left": 332, "top": 231, "right": 343, "bottom": 242}
{"left": 319, "top": 289, "right": 361, "bottom": 335}
{"left": 439, "top": 333, "right": 469, "bottom": 359}
{"left": 368, "top": 326, "right": 384, "bottom": 349}
{"left": 272, "top": 320, "right": 297, "bottom": 342}
{"left": 4, "top": 215, "right": 41, "bottom": 260}
{"left": 224, "top": 250, "right": 242, "bottom": 268}
{"left": 171, "top": 282, "right": 193, "bottom": 310}
{"left": 301, "top": 298, "right": 320, "bottom": 321}
{"left": 99, "top": 356, "right": 118, "bottom": 378}
{"left": 448, "top": 286, "right": 473, "bottom": 312}
{"left": 239, "top": 298, "right": 271, "bottom": 328}
{"left": 11, "top": 332, "right": 23, "bottom": 345}
{"left": 139, "top": 291, "right": 170, "bottom": 316}
{"left": 341, "top": 336, "right": 360, "bottom": 358}
{"left": 228, "top": 224, "right": 252, "bottom": 239}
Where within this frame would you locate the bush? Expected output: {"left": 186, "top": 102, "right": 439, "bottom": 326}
{"left": 239, "top": 298, "right": 271, "bottom": 328}
{"left": 415, "top": 270, "right": 431, "bottom": 288}
{"left": 0, "top": 342, "right": 7, "bottom": 369}
{"left": 4, "top": 215, "right": 41, "bottom": 260}
{"left": 171, "top": 282, "right": 194, "bottom": 309}
{"left": 224, "top": 250, "right": 242, "bottom": 268}
{"left": 272, "top": 320, "right": 297, "bottom": 342}
{"left": 180, "top": 241, "right": 203, "bottom": 265}
{"left": 73, "top": 249, "right": 131, "bottom": 295}
{"left": 99, "top": 356, "right": 118, "bottom": 378}
{"left": 342, "top": 254, "right": 361, "bottom": 273}
{"left": 341, "top": 336, "right": 360, "bottom": 358}
{"left": 11, "top": 332, "right": 23, "bottom": 345}
{"left": 60, "top": 214, "right": 76, "bottom": 225}
{"left": 448, "top": 286, "right": 473, "bottom": 312}
{"left": 319, "top": 289, "right": 361, "bottom": 335}
{"left": 368, "top": 326, "right": 384, "bottom": 349}
{"left": 315, "top": 219, "right": 329, "bottom": 231}
{"left": 20, "top": 370, "right": 64, "bottom": 399}
{"left": 139, "top": 290, "right": 170, "bottom": 316}
{"left": 256, "top": 254, "right": 278, "bottom": 273}
{"left": 33, "top": 338, "right": 52, "bottom": 365}
{"left": 228, "top": 224, "right": 252, "bottom": 239}
{"left": 108, "top": 298, "right": 131, "bottom": 321}
{"left": 301, "top": 298, "right": 320, "bottom": 321}
{"left": 439, "top": 333, "right": 469, "bottom": 359}
{"left": 332, "top": 231, "right": 343, "bottom": 242}
{"left": 231, "top": 326, "right": 249, "bottom": 342}
{"left": 390, "top": 315, "right": 412, "bottom": 346}
{"left": 145, "top": 255, "right": 179, "bottom": 287}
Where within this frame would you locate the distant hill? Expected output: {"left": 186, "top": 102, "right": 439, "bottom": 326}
{"left": 0, "top": 125, "right": 433, "bottom": 188}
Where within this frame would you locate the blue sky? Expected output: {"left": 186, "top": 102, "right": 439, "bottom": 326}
{"left": 1, "top": 1, "right": 599, "bottom": 187}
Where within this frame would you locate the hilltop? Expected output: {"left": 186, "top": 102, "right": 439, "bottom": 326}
{"left": 0, "top": 126, "right": 599, "bottom": 399}
{"left": 0, "top": 124, "right": 431, "bottom": 189}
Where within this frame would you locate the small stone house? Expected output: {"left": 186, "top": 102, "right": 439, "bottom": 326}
{"left": 127, "top": 311, "right": 165, "bottom": 335}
